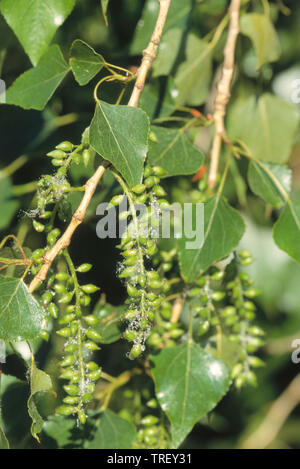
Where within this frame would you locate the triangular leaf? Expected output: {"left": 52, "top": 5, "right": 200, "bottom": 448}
{"left": 248, "top": 161, "right": 291, "bottom": 207}
{"left": 178, "top": 195, "right": 245, "bottom": 281}
{"left": 0, "top": 172, "right": 19, "bottom": 230}
{"left": 28, "top": 358, "right": 53, "bottom": 442}
{"left": 174, "top": 34, "right": 212, "bottom": 106}
{"left": 100, "top": 0, "right": 109, "bottom": 26}
{"left": 151, "top": 343, "right": 230, "bottom": 448}
{"left": 90, "top": 101, "right": 149, "bottom": 187}
{"left": 5, "top": 45, "right": 69, "bottom": 111}
{"left": 148, "top": 125, "right": 204, "bottom": 177}
{"left": 70, "top": 40, "right": 105, "bottom": 86}
{"left": 228, "top": 93, "right": 299, "bottom": 164}
{"left": 139, "top": 78, "right": 177, "bottom": 120}
{"left": 0, "top": 0, "right": 75, "bottom": 65}
{"left": 240, "top": 13, "right": 280, "bottom": 69}
{"left": 87, "top": 410, "right": 137, "bottom": 449}
{"left": 0, "top": 276, "right": 44, "bottom": 341}
{"left": 273, "top": 201, "right": 300, "bottom": 264}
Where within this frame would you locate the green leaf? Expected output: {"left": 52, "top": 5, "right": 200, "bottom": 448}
{"left": 87, "top": 410, "right": 137, "bottom": 449}
{"left": 90, "top": 101, "right": 149, "bottom": 187}
{"left": 248, "top": 161, "right": 291, "bottom": 207}
{"left": 0, "top": 0, "right": 75, "bottom": 65}
{"left": 0, "top": 276, "right": 44, "bottom": 341}
{"left": 69, "top": 40, "right": 105, "bottom": 86}
{"left": 5, "top": 45, "right": 69, "bottom": 111}
{"left": 273, "top": 201, "right": 300, "bottom": 264}
{"left": 178, "top": 195, "right": 245, "bottom": 281}
{"left": 147, "top": 125, "right": 204, "bottom": 177}
{"left": 139, "top": 77, "right": 177, "bottom": 120}
{"left": 130, "top": 0, "right": 192, "bottom": 55}
{"left": 228, "top": 93, "right": 299, "bottom": 164}
{"left": 0, "top": 428, "right": 9, "bottom": 449}
{"left": 93, "top": 302, "right": 125, "bottom": 344}
{"left": 28, "top": 358, "right": 53, "bottom": 442}
{"left": 174, "top": 34, "right": 212, "bottom": 106}
{"left": 152, "top": 29, "right": 182, "bottom": 78}
{"left": 101, "top": 0, "right": 109, "bottom": 26}
{"left": 42, "top": 410, "right": 137, "bottom": 449}
{"left": 151, "top": 343, "right": 230, "bottom": 448}
{"left": 240, "top": 13, "right": 281, "bottom": 69}
{"left": 0, "top": 172, "right": 19, "bottom": 230}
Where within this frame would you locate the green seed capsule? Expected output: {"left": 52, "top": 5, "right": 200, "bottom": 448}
{"left": 138, "top": 275, "right": 146, "bottom": 288}
{"left": 56, "top": 406, "right": 75, "bottom": 416}
{"left": 41, "top": 331, "right": 49, "bottom": 341}
{"left": 64, "top": 343, "right": 77, "bottom": 353}
{"left": 158, "top": 199, "right": 170, "bottom": 209}
{"left": 86, "top": 383, "right": 95, "bottom": 393}
{"left": 127, "top": 284, "right": 139, "bottom": 297}
{"left": 84, "top": 341, "right": 99, "bottom": 351}
{"left": 82, "top": 393, "right": 93, "bottom": 403}
{"left": 109, "top": 194, "right": 125, "bottom": 207}
{"left": 42, "top": 291, "right": 53, "bottom": 306}
{"left": 55, "top": 272, "right": 69, "bottom": 282}
{"left": 76, "top": 263, "right": 92, "bottom": 273}
{"left": 32, "top": 248, "right": 44, "bottom": 260}
{"left": 140, "top": 318, "right": 149, "bottom": 330}
{"left": 56, "top": 141, "right": 73, "bottom": 152}
{"left": 81, "top": 284, "right": 99, "bottom": 294}
{"left": 231, "top": 363, "right": 243, "bottom": 378}
{"left": 124, "top": 256, "right": 138, "bottom": 266}
{"left": 132, "top": 184, "right": 146, "bottom": 194}
{"left": 33, "top": 220, "right": 44, "bottom": 232}
{"left": 57, "top": 327, "right": 71, "bottom": 338}
{"left": 136, "top": 193, "right": 148, "bottom": 204}
{"left": 198, "top": 320, "right": 210, "bottom": 336}
{"left": 245, "top": 288, "right": 260, "bottom": 298}
{"left": 63, "top": 384, "right": 79, "bottom": 396}
{"left": 189, "top": 288, "right": 202, "bottom": 297}
{"left": 63, "top": 396, "right": 79, "bottom": 405}
{"left": 59, "top": 355, "right": 76, "bottom": 367}
{"left": 152, "top": 166, "right": 167, "bottom": 177}
{"left": 51, "top": 158, "right": 64, "bottom": 166}
{"left": 54, "top": 283, "right": 67, "bottom": 294}
{"left": 119, "top": 266, "right": 137, "bottom": 278}
{"left": 248, "top": 356, "right": 265, "bottom": 368}
{"left": 48, "top": 303, "right": 58, "bottom": 319}
{"left": 144, "top": 166, "right": 153, "bottom": 178}
{"left": 141, "top": 415, "right": 159, "bottom": 426}
{"left": 221, "top": 306, "right": 237, "bottom": 317}
{"left": 211, "top": 270, "right": 224, "bottom": 281}
{"left": 169, "top": 328, "right": 184, "bottom": 339}
{"left": 146, "top": 399, "right": 158, "bottom": 409}
{"left": 124, "top": 329, "right": 137, "bottom": 341}
{"left": 122, "top": 249, "right": 137, "bottom": 258}
{"left": 88, "top": 369, "right": 102, "bottom": 381}
{"left": 80, "top": 295, "right": 91, "bottom": 306}
{"left": 144, "top": 176, "right": 156, "bottom": 188}
{"left": 78, "top": 411, "right": 87, "bottom": 425}
{"left": 238, "top": 249, "right": 252, "bottom": 259}
{"left": 87, "top": 361, "right": 99, "bottom": 371}
{"left": 211, "top": 291, "right": 226, "bottom": 301}
{"left": 249, "top": 326, "right": 265, "bottom": 336}
{"left": 60, "top": 370, "right": 78, "bottom": 380}
{"left": 47, "top": 150, "right": 67, "bottom": 159}
{"left": 86, "top": 329, "right": 102, "bottom": 342}
{"left": 130, "top": 343, "right": 142, "bottom": 359}
{"left": 73, "top": 153, "right": 82, "bottom": 165}
{"left": 59, "top": 313, "right": 76, "bottom": 325}
{"left": 241, "top": 257, "right": 253, "bottom": 266}
{"left": 235, "top": 375, "right": 246, "bottom": 390}
{"left": 83, "top": 315, "right": 99, "bottom": 326}
{"left": 82, "top": 149, "right": 91, "bottom": 168}
{"left": 149, "top": 279, "right": 163, "bottom": 290}
{"left": 59, "top": 292, "right": 74, "bottom": 304}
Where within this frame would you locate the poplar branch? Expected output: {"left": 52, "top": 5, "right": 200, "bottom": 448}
{"left": 208, "top": 0, "right": 241, "bottom": 188}
{"left": 128, "top": 0, "right": 172, "bottom": 107}
{"left": 28, "top": 0, "right": 172, "bottom": 294}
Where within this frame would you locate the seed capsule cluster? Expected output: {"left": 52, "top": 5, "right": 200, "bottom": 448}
{"left": 54, "top": 262, "right": 102, "bottom": 422}
{"left": 112, "top": 166, "right": 170, "bottom": 359}
{"left": 189, "top": 250, "right": 264, "bottom": 388}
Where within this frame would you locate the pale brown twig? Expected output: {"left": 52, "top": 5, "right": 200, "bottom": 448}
{"left": 240, "top": 374, "right": 300, "bottom": 449}
{"left": 28, "top": 0, "right": 172, "bottom": 294}
{"left": 128, "top": 0, "right": 172, "bottom": 107}
{"left": 208, "top": 0, "right": 241, "bottom": 188}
